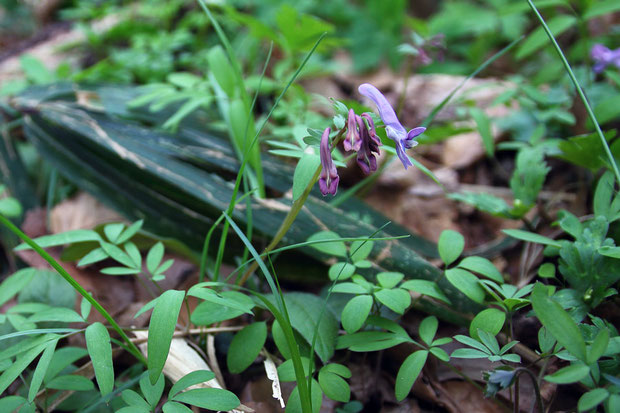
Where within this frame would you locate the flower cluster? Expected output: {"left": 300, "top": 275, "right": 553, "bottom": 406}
{"left": 591, "top": 44, "right": 620, "bottom": 73}
{"left": 319, "top": 83, "right": 426, "bottom": 196}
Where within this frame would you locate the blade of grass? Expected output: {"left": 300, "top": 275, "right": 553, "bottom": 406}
{"left": 0, "top": 213, "right": 145, "bottom": 364}
{"left": 222, "top": 213, "right": 313, "bottom": 413}
{"left": 526, "top": 0, "right": 620, "bottom": 184}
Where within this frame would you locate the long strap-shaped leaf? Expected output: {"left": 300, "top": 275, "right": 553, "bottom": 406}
{"left": 13, "top": 87, "right": 478, "bottom": 316}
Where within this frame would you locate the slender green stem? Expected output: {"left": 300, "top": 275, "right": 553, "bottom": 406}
{"left": 0, "top": 213, "right": 146, "bottom": 364}
{"left": 238, "top": 128, "right": 345, "bottom": 286}
{"left": 514, "top": 367, "right": 545, "bottom": 413}
{"left": 526, "top": 0, "right": 620, "bottom": 184}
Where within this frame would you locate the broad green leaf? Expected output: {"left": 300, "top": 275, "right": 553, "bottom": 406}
{"left": 419, "top": 316, "right": 438, "bottom": 346}
{"left": 77, "top": 247, "right": 108, "bottom": 267}
{"left": 227, "top": 322, "right": 267, "bottom": 373}
{"left": 544, "top": 364, "right": 590, "bottom": 384}
{"left": 147, "top": 242, "right": 165, "bottom": 275}
{"left": 321, "top": 363, "right": 351, "bottom": 378}
{"left": 285, "top": 378, "right": 322, "bottom": 413}
{"left": 273, "top": 293, "right": 338, "bottom": 362}
{"left": 430, "top": 346, "right": 450, "bottom": 362}
{"left": 458, "top": 256, "right": 503, "bottom": 283}
{"left": 43, "top": 346, "right": 88, "bottom": 383}
{"left": 169, "top": 370, "right": 215, "bottom": 398}
{"left": 80, "top": 295, "right": 92, "bottom": 321}
{"left": 122, "top": 389, "right": 150, "bottom": 410}
{"left": 588, "top": 329, "right": 610, "bottom": 364}
{"left": 163, "top": 401, "right": 193, "bottom": 413}
{"left": 148, "top": 290, "right": 185, "bottom": 384}
{"left": 470, "top": 108, "right": 494, "bottom": 156}
{"left": 124, "top": 242, "right": 142, "bottom": 269}
{"left": 103, "top": 223, "right": 125, "bottom": 244}
{"left": 578, "top": 388, "right": 609, "bottom": 412}
{"left": 100, "top": 241, "right": 135, "bottom": 268}
{"left": 502, "top": 229, "right": 561, "bottom": 248}
{"left": 116, "top": 220, "right": 144, "bottom": 244}
{"left": 395, "top": 350, "right": 428, "bottom": 401}
{"left": 469, "top": 309, "right": 506, "bottom": 341}
{"left": 599, "top": 246, "right": 620, "bottom": 259}
{"left": 172, "top": 388, "right": 240, "bottom": 411}
{"left": 28, "top": 308, "right": 84, "bottom": 323}
{"left": 293, "top": 154, "right": 320, "bottom": 201}
{"left": 584, "top": 0, "right": 620, "bottom": 19}
{"left": 47, "top": 374, "right": 94, "bottom": 391}
{"left": 187, "top": 287, "right": 254, "bottom": 315}
{"left": 328, "top": 263, "right": 356, "bottom": 281}
{"left": 400, "top": 279, "right": 451, "bottom": 304}
{"left": 277, "top": 357, "right": 314, "bottom": 382}
{"left": 331, "top": 282, "right": 368, "bottom": 295}
{"left": 0, "top": 396, "right": 32, "bottom": 412}
{"left": 15, "top": 229, "right": 100, "bottom": 250}
{"left": 341, "top": 295, "right": 373, "bottom": 334}
{"left": 190, "top": 291, "right": 254, "bottom": 326}
{"left": 28, "top": 338, "right": 58, "bottom": 402}
{"left": 140, "top": 373, "right": 165, "bottom": 408}
{"left": 516, "top": 15, "right": 576, "bottom": 59}
{"left": 207, "top": 46, "right": 236, "bottom": 97}
{"left": 531, "top": 283, "right": 586, "bottom": 362}
{"left": 376, "top": 272, "right": 404, "bottom": 289}
{"left": 374, "top": 288, "right": 411, "bottom": 314}
{"left": 445, "top": 268, "right": 485, "bottom": 304}
{"left": 350, "top": 239, "right": 374, "bottom": 262}
{"left": 100, "top": 267, "right": 141, "bottom": 275}
{"left": 307, "top": 231, "right": 347, "bottom": 258}
{"left": 0, "top": 269, "right": 36, "bottom": 307}
{"left": 454, "top": 335, "right": 491, "bottom": 353}
{"left": 450, "top": 348, "right": 490, "bottom": 359}
{"left": 86, "top": 322, "right": 114, "bottom": 396}
{"left": 318, "top": 370, "right": 350, "bottom": 402}
{"left": 538, "top": 263, "right": 556, "bottom": 278}
{"left": 593, "top": 171, "right": 616, "bottom": 220}
{"left": 438, "top": 230, "right": 465, "bottom": 265}
{"left": 477, "top": 330, "right": 500, "bottom": 354}
{"left": 0, "top": 197, "right": 21, "bottom": 217}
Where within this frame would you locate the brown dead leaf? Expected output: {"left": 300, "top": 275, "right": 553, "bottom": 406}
{"left": 441, "top": 380, "right": 502, "bottom": 413}
{"left": 441, "top": 131, "right": 485, "bottom": 169}
{"left": 50, "top": 192, "right": 124, "bottom": 234}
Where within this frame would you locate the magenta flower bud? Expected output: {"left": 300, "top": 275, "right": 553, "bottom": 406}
{"left": 356, "top": 116, "right": 380, "bottom": 174}
{"left": 319, "top": 127, "right": 339, "bottom": 196}
{"left": 344, "top": 109, "right": 362, "bottom": 152}
{"left": 591, "top": 44, "right": 620, "bottom": 73}
{"left": 358, "top": 83, "right": 425, "bottom": 169}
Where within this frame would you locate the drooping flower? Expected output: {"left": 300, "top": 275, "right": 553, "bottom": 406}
{"left": 319, "top": 127, "right": 339, "bottom": 196}
{"left": 356, "top": 114, "right": 382, "bottom": 174}
{"left": 591, "top": 44, "right": 620, "bottom": 73}
{"left": 344, "top": 109, "right": 362, "bottom": 152}
{"left": 358, "top": 83, "right": 425, "bottom": 169}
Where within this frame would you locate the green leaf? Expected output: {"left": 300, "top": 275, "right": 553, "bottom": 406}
{"left": 28, "top": 308, "right": 84, "bottom": 323}
{"left": 43, "top": 346, "right": 88, "bottom": 383}
{"left": 321, "top": 363, "right": 351, "bottom": 378}
{"left": 538, "top": 263, "right": 556, "bottom": 278}
{"left": 516, "top": 15, "right": 576, "bottom": 59}
{"left": 122, "top": 389, "right": 150, "bottom": 410}
{"left": 277, "top": 357, "right": 314, "bottom": 382}
{"left": 169, "top": 370, "right": 215, "bottom": 398}
{"left": 100, "top": 267, "right": 141, "bottom": 275}
{"left": 0, "top": 396, "right": 32, "bottom": 413}
{"left": 588, "top": 329, "right": 610, "bottom": 365}
{"left": 469, "top": 309, "right": 506, "bottom": 341}
{"left": 47, "top": 374, "right": 94, "bottom": 391}
{"left": 27, "top": 338, "right": 58, "bottom": 402}
{"left": 419, "top": 316, "right": 438, "bottom": 346}
{"left": 147, "top": 289, "right": 185, "bottom": 384}
{"left": 502, "top": 229, "right": 561, "bottom": 248}
{"left": 438, "top": 230, "right": 465, "bottom": 266}
{"left": 0, "top": 269, "right": 36, "bottom": 307}
{"left": 450, "top": 348, "right": 490, "bottom": 359}
{"left": 599, "top": 246, "right": 620, "bottom": 259}
{"left": 116, "top": 220, "right": 144, "bottom": 244}
{"left": 399, "top": 279, "right": 451, "bottom": 304}
{"left": 578, "top": 388, "right": 609, "bottom": 412}
{"left": 285, "top": 378, "right": 322, "bottom": 413}
{"left": 77, "top": 247, "right": 108, "bottom": 267}
{"left": 103, "top": 223, "right": 125, "bottom": 244}
{"left": 147, "top": 242, "right": 165, "bottom": 275}
{"left": 140, "top": 373, "right": 165, "bottom": 408}
{"left": 80, "top": 295, "right": 92, "bottom": 321}
{"left": 318, "top": 370, "right": 350, "bottom": 402}
{"left": 584, "top": 0, "right": 620, "bottom": 19}
{"left": 350, "top": 239, "right": 374, "bottom": 262}
{"left": 227, "top": 322, "right": 267, "bottom": 373}
{"left": 293, "top": 154, "right": 320, "bottom": 201}
{"left": 187, "top": 287, "right": 254, "bottom": 315}
{"left": 458, "top": 256, "right": 503, "bottom": 283}
{"left": 454, "top": 334, "right": 491, "bottom": 353}
{"left": 429, "top": 347, "right": 450, "bottom": 362}
{"left": 15, "top": 229, "right": 101, "bottom": 250}
{"left": 593, "top": 171, "right": 616, "bottom": 220}
{"left": 331, "top": 282, "right": 368, "bottom": 295}
{"left": 163, "top": 401, "right": 193, "bottom": 413}
{"left": 341, "top": 295, "right": 373, "bottom": 334}
{"left": 395, "top": 350, "right": 428, "bottom": 401}
{"left": 328, "top": 263, "right": 356, "bottom": 281}
{"left": 477, "top": 330, "right": 500, "bottom": 354}
{"left": 470, "top": 108, "right": 494, "bottom": 156}
{"left": 307, "top": 231, "right": 347, "bottom": 258}
{"left": 0, "top": 197, "right": 22, "bottom": 217}
{"left": 530, "top": 283, "right": 587, "bottom": 362}
{"left": 448, "top": 192, "right": 511, "bottom": 218}
{"left": 544, "top": 364, "right": 590, "bottom": 384}
{"left": 100, "top": 241, "right": 135, "bottom": 268}
{"left": 273, "top": 293, "right": 338, "bottom": 363}
{"left": 124, "top": 242, "right": 142, "bottom": 269}
{"left": 376, "top": 272, "right": 404, "bottom": 289}
{"left": 85, "top": 322, "right": 114, "bottom": 396}
{"left": 190, "top": 291, "right": 254, "bottom": 326}
{"left": 172, "top": 388, "right": 240, "bottom": 411}
{"left": 445, "top": 268, "right": 486, "bottom": 304}
{"left": 374, "top": 288, "right": 411, "bottom": 315}
{"left": 207, "top": 46, "right": 236, "bottom": 97}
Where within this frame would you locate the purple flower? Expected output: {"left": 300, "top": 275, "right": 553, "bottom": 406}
{"left": 356, "top": 115, "right": 382, "bottom": 174}
{"left": 591, "top": 44, "right": 620, "bottom": 73}
{"left": 319, "top": 127, "right": 339, "bottom": 196}
{"left": 344, "top": 109, "right": 362, "bottom": 152}
{"left": 358, "top": 83, "right": 425, "bottom": 169}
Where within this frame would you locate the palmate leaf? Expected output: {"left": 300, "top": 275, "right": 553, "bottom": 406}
{"left": 12, "top": 84, "right": 478, "bottom": 315}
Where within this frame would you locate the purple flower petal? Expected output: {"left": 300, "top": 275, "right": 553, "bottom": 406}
{"left": 319, "top": 127, "right": 339, "bottom": 196}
